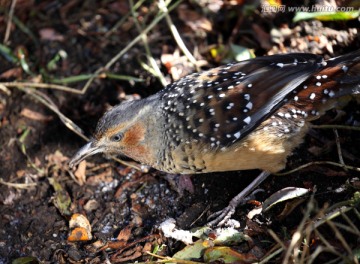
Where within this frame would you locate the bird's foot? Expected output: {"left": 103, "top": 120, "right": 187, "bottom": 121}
{"left": 206, "top": 171, "right": 270, "bottom": 227}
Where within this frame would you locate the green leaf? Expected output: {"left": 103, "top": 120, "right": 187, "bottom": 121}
{"left": 49, "top": 177, "right": 72, "bottom": 216}
{"left": 204, "top": 246, "right": 257, "bottom": 263}
{"left": 222, "top": 44, "right": 254, "bottom": 64}
{"left": 105, "top": 72, "right": 144, "bottom": 82}
{"left": 172, "top": 240, "right": 207, "bottom": 260}
{"left": 12, "top": 256, "right": 39, "bottom": 264}
{"left": 293, "top": 11, "right": 360, "bottom": 22}
{"left": 0, "top": 44, "right": 18, "bottom": 63}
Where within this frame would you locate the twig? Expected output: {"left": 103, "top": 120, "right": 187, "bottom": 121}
{"left": 3, "top": 0, "right": 17, "bottom": 44}
{"left": 274, "top": 161, "right": 360, "bottom": 176}
{"left": 283, "top": 194, "right": 315, "bottom": 263}
{"left": 18, "top": 87, "right": 88, "bottom": 140}
{"left": 311, "top": 124, "right": 360, "bottom": 132}
{"left": 333, "top": 129, "right": 347, "bottom": 171}
{"left": 130, "top": 0, "right": 168, "bottom": 86}
{"left": 105, "top": 0, "right": 146, "bottom": 38}
{"left": 158, "top": 0, "right": 199, "bottom": 70}
{"left": 81, "top": 0, "right": 182, "bottom": 94}
{"left": 1, "top": 81, "right": 84, "bottom": 94}
{"left": 0, "top": 178, "right": 37, "bottom": 189}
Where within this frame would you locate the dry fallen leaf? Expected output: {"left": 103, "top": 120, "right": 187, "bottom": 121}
{"left": 178, "top": 5, "right": 212, "bottom": 32}
{"left": 84, "top": 199, "right": 99, "bottom": 212}
{"left": 0, "top": 67, "right": 22, "bottom": 79}
{"left": 20, "top": 108, "right": 53, "bottom": 122}
{"left": 68, "top": 213, "right": 92, "bottom": 242}
{"left": 39, "top": 28, "right": 65, "bottom": 41}
{"left": 68, "top": 227, "right": 92, "bottom": 242}
{"left": 74, "top": 160, "right": 87, "bottom": 185}
{"left": 117, "top": 225, "right": 133, "bottom": 242}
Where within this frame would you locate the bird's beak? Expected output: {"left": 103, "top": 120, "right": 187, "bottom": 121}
{"left": 69, "top": 141, "right": 104, "bottom": 168}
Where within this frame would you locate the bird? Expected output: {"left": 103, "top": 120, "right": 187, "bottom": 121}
{"left": 69, "top": 50, "right": 360, "bottom": 226}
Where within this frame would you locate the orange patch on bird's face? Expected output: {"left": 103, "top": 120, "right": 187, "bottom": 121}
{"left": 122, "top": 123, "right": 145, "bottom": 145}
{"left": 121, "top": 123, "right": 153, "bottom": 164}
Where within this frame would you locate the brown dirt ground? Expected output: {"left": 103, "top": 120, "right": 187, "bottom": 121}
{"left": 0, "top": 0, "right": 360, "bottom": 263}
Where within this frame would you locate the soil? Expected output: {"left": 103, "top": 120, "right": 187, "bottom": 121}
{"left": 0, "top": 1, "right": 360, "bottom": 263}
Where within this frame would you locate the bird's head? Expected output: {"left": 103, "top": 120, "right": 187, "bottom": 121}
{"left": 69, "top": 100, "right": 157, "bottom": 168}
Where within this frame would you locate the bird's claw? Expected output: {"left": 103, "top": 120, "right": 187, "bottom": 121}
{"left": 206, "top": 205, "right": 236, "bottom": 227}
{"left": 206, "top": 188, "right": 266, "bottom": 227}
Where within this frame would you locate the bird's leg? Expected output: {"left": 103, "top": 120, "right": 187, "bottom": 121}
{"left": 207, "top": 171, "right": 271, "bottom": 227}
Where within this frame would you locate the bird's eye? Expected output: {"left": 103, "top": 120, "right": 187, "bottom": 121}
{"left": 111, "top": 133, "right": 123, "bottom": 142}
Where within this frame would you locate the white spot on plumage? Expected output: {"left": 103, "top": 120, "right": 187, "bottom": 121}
{"left": 328, "top": 91, "right": 335, "bottom": 97}
{"left": 245, "top": 102, "right": 253, "bottom": 110}
{"left": 234, "top": 132, "right": 241, "bottom": 139}
{"left": 247, "top": 83, "right": 253, "bottom": 88}
{"left": 277, "top": 63, "right": 284, "bottom": 68}
{"left": 244, "top": 94, "right": 250, "bottom": 100}
{"left": 309, "top": 93, "right": 316, "bottom": 100}
{"left": 316, "top": 82, "right": 321, "bottom": 87}
{"left": 226, "top": 103, "right": 234, "bottom": 109}
{"left": 243, "top": 116, "right": 251, "bottom": 124}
